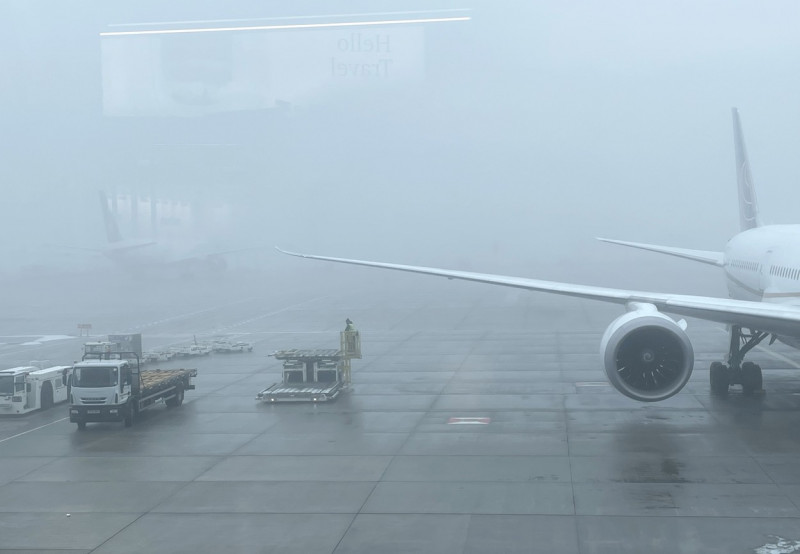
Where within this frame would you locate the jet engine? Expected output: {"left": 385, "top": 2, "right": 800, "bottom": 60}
{"left": 600, "top": 304, "right": 694, "bottom": 402}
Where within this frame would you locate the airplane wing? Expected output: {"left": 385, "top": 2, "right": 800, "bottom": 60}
{"left": 597, "top": 238, "right": 724, "bottom": 267}
{"left": 277, "top": 248, "right": 800, "bottom": 337}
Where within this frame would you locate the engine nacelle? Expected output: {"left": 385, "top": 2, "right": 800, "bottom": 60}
{"left": 601, "top": 305, "right": 694, "bottom": 402}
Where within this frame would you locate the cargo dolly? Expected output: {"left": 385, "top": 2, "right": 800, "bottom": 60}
{"left": 257, "top": 320, "right": 361, "bottom": 403}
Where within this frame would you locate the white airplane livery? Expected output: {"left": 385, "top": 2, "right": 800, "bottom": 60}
{"left": 280, "top": 108, "right": 800, "bottom": 402}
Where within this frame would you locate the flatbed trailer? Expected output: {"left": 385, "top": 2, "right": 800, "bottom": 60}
{"left": 137, "top": 369, "right": 197, "bottom": 410}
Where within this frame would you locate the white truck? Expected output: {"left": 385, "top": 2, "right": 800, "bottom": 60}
{"left": 0, "top": 365, "right": 71, "bottom": 415}
{"left": 69, "top": 358, "right": 196, "bottom": 430}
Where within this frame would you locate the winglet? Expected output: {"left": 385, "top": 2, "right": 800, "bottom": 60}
{"left": 732, "top": 108, "right": 761, "bottom": 231}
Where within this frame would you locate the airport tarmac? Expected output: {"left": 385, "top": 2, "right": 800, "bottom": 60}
{"left": 3, "top": 269, "right": 800, "bottom": 553}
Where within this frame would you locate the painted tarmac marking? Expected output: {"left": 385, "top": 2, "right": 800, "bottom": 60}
{"left": 116, "top": 297, "right": 328, "bottom": 350}
{"left": 448, "top": 417, "right": 491, "bottom": 425}
{"left": 0, "top": 417, "right": 68, "bottom": 444}
{"left": 212, "top": 297, "right": 328, "bottom": 332}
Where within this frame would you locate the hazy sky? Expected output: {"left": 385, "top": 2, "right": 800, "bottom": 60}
{"left": 1, "top": 1, "right": 799, "bottom": 284}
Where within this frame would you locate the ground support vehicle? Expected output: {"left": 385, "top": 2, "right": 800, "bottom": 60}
{"left": 257, "top": 321, "right": 360, "bottom": 403}
{"left": 257, "top": 320, "right": 361, "bottom": 403}
{"left": 169, "top": 344, "right": 212, "bottom": 358}
{"left": 84, "top": 334, "right": 143, "bottom": 360}
{"left": 257, "top": 349, "right": 344, "bottom": 403}
{"left": 0, "top": 365, "right": 71, "bottom": 414}
{"left": 69, "top": 357, "right": 196, "bottom": 430}
{"left": 212, "top": 340, "right": 254, "bottom": 353}
{"left": 141, "top": 351, "right": 174, "bottom": 364}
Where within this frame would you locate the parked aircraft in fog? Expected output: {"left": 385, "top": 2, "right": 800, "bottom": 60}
{"left": 281, "top": 108, "right": 800, "bottom": 402}
{"left": 66, "top": 192, "right": 253, "bottom": 277}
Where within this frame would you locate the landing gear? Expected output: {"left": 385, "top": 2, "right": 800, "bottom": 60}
{"left": 710, "top": 361, "right": 729, "bottom": 395}
{"left": 741, "top": 362, "right": 763, "bottom": 395}
{"left": 709, "top": 325, "right": 766, "bottom": 396}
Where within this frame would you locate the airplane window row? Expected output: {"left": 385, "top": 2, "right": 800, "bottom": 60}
{"left": 770, "top": 265, "right": 800, "bottom": 280}
{"left": 730, "top": 259, "right": 759, "bottom": 272}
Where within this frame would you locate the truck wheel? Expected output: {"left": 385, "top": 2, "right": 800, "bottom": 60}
{"left": 77, "top": 421, "right": 86, "bottom": 431}
{"left": 166, "top": 386, "right": 184, "bottom": 408}
{"left": 124, "top": 404, "right": 135, "bottom": 427}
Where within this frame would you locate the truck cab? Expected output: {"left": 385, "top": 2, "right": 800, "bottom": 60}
{"left": 69, "top": 359, "right": 135, "bottom": 429}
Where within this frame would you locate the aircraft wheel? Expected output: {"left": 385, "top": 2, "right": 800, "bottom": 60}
{"left": 77, "top": 421, "right": 86, "bottom": 431}
{"left": 710, "top": 362, "right": 729, "bottom": 395}
{"left": 741, "top": 362, "right": 763, "bottom": 395}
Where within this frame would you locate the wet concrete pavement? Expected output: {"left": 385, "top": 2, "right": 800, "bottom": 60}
{"left": 2, "top": 270, "right": 800, "bottom": 553}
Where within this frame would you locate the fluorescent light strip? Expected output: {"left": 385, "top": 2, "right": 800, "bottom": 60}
{"left": 100, "top": 16, "right": 471, "bottom": 37}
{"left": 107, "top": 9, "right": 471, "bottom": 28}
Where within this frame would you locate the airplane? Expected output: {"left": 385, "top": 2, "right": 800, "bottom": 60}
{"left": 66, "top": 192, "right": 253, "bottom": 276}
{"left": 97, "top": 191, "right": 160, "bottom": 265}
{"left": 278, "top": 108, "right": 800, "bottom": 402}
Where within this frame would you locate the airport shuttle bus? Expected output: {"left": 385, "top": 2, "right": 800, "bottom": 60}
{"left": 0, "top": 365, "right": 71, "bottom": 415}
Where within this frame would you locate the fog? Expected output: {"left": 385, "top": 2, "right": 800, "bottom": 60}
{"left": 2, "top": 1, "right": 800, "bottom": 302}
